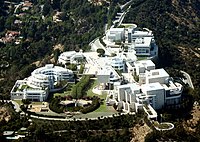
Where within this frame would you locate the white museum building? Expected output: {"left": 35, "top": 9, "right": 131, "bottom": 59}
{"left": 11, "top": 64, "right": 74, "bottom": 101}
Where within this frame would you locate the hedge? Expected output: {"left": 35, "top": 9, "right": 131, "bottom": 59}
{"left": 49, "top": 97, "right": 65, "bottom": 113}
{"left": 71, "top": 75, "right": 90, "bottom": 99}
{"left": 80, "top": 97, "right": 100, "bottom": 114}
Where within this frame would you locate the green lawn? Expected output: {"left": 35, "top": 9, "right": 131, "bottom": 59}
{"left": 54, "top": 91, "right": 71, "bottom": 97}
{"left": 53, "top": 78, "right": 117, "bottom": 115}
{"left": 53, "top": 84, "right": 74, "bottom": 98}
{"left": 137, "top": 56, "right": 148, "bottom": 61}
{"left": 14, "top": 100, "right": 43, "bottom": 105}
{"left": 118, "top": 24, "right": 135, "bottom": 28}
{"left": 19, "top": 84, "right": 33, "bottom": 90}
{"left": 86, "top": 79, "right": 107, "bottom": 100}
{"left": 85, "top": 79, "right": 116, "bottom": 113}
{"left": 73, "top": 112, "right": 117, "bottom": 119}
{"left": 95, "top": 96, "right": 117, "bottom": 113}
{"left": 14, "top": 100, "right": 22, "bottom": 105}
{"left": 31, "top": 102, "right": 43, "bottom": 105}
{"left": 86, "top": 79, "right": 99, "bottom": 97}
{"left": 54, "top": 79, "right": 100, "bottom": 98}
{"left": 95, "top": 101, "right": 107, "bottom": 112}
{"left": 153, "top": 121, "right": 173, "bottom": 129}
{"left": 123, "top": 24, "right": 134, "bottom": 28}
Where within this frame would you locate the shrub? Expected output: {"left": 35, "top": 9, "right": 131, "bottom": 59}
{"left": 70, "top": 64, "right": 77, "bottom": 71}
{"left": 97, "top": 48, "right": 105, "bottom": 57}
{"left": 79, "top": 64, "right": 85, "bottom": 74}
{"left": 22, "top": 99, "right": 31, "bottom": 105}
{"left": 49, "top": 97, "right": 65, "bottom": 113}
{"left": 80, "top": 97, "right": 100, "bottom": 114}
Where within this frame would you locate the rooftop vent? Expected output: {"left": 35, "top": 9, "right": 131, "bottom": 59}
{"left": 152, "top": 72, "right": 159, "bottom": 76}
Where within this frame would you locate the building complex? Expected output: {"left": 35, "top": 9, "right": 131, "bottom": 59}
{"left": 104, "top": 24, "right": 158, "bottom": 57}
{"left": 56, "top": 48, "right": 182, "bottom": 120}
{"left": 11, "top": 64, "right": 74, "bottom": 101}
{"left": 10, "top": 23, "right": 183, "bottom": 119}
{"left": 107, "top": 60, "right": 182, "bottom": 119}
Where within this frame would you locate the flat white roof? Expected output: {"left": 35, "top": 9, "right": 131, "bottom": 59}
{"left": 142, "top": 82, "right": 164, "bottom": 91}
{"left": 83, "top": 52, "right": 99, "bottom": 60}
{"left": 3, "top": 131, "right": 14, "bottom": 136}
{"left": 26, "top": 89, "right": 46, "bottom": 93}
{"left": 95, "top": 56, "right": 124, "bottom": 67}
{"left": 147, "top": 68, "right": 169, "bottom": 78}
{"left": 135, "top": 37, "right": 152, "bottom": 47}
{"left": 97, "top": 67, "right": 110, "bottom": 76}
{"left": 117, "top": 83, "right": 140, "bottom": 91}
{"left": 135, "top": 60, "right": 155, "bottom": 67}
{"left": 110, "top": 28, "right": 125, "bottom": 32}
{"left": 117, "top": 84, "right": 132, "bottom": 89}
{"left": 130, "top": 83, "right": 140, "bottom": 91}
{"left": 132, "top": 30, "right": 153, "bottom": 36}
{"left": 83, "top": 64, "right": 97, "bottom": 75}
{"left": 143, "top": 104, "right": 157, "bottom": 118}
{"left": 32, "top": 64, "right": 73, "bottom": 75}
{"left": 60, "top": 51, "right": 76, "bottom": 57}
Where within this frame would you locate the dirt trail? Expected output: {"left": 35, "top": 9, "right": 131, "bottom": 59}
{"left": 130, "top": 123, "right": 152, "bottom": 142}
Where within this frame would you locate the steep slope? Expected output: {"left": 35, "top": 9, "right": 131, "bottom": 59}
{"left": 124, "top": 0, "right": 200, "bottom": 95}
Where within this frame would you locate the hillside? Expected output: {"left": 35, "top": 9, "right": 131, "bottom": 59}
{"left": 124, "top": 0, "right": 200, "bottom": 141}
{"left": 0, "top": 0, "right": 109, "bottom": 99}
{"left": 124, "top": 0, "right": 200, "bottom": 97}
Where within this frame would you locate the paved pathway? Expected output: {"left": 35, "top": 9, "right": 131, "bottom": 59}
{"left": 10, "top": 100, "right": 21, "bottom": 112}
{"left": 29, "top": 111, "right": 125, "bottom": 121}
{"left": 120, "top": 0, "right": 134, "bottom": 10}
{"left": 181, "top": 70, "right": 194, "bottom": 89}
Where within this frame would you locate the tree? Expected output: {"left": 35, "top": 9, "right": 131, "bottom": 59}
{"left": 59, "top": 12, "right": 69, "bottom": 21}
{"left": 97, "top": 48, "right": 105, "bottom": 57}
{"left": 79, "top": 64, "right": 84, "bottom": 74}
{"left": 34, "top": 126, "right": 46, "bottom": 141}
{"left": 5, "top": 16, "right": 15, "bottom": 30}
{"left": 0, "top": 17, "right": 5, "bottom": 32}
{"left": 42, "top": 1, "right": 52, "bottom": 16}
{"left": 69, "top": 64, "right": 77, "bottom": 71}
{"left": 54, "top": 49, "right": 60, "bottom": 63}
{"left": 22, "top": 99, "right": 31, "bottom": 106}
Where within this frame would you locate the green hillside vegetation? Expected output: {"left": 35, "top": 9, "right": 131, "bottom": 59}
{"left": 20, "top": 112, "right": 144, "bottom": 142}
{"left": 0, "top": 0, "right": 108, "bottom": 99}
